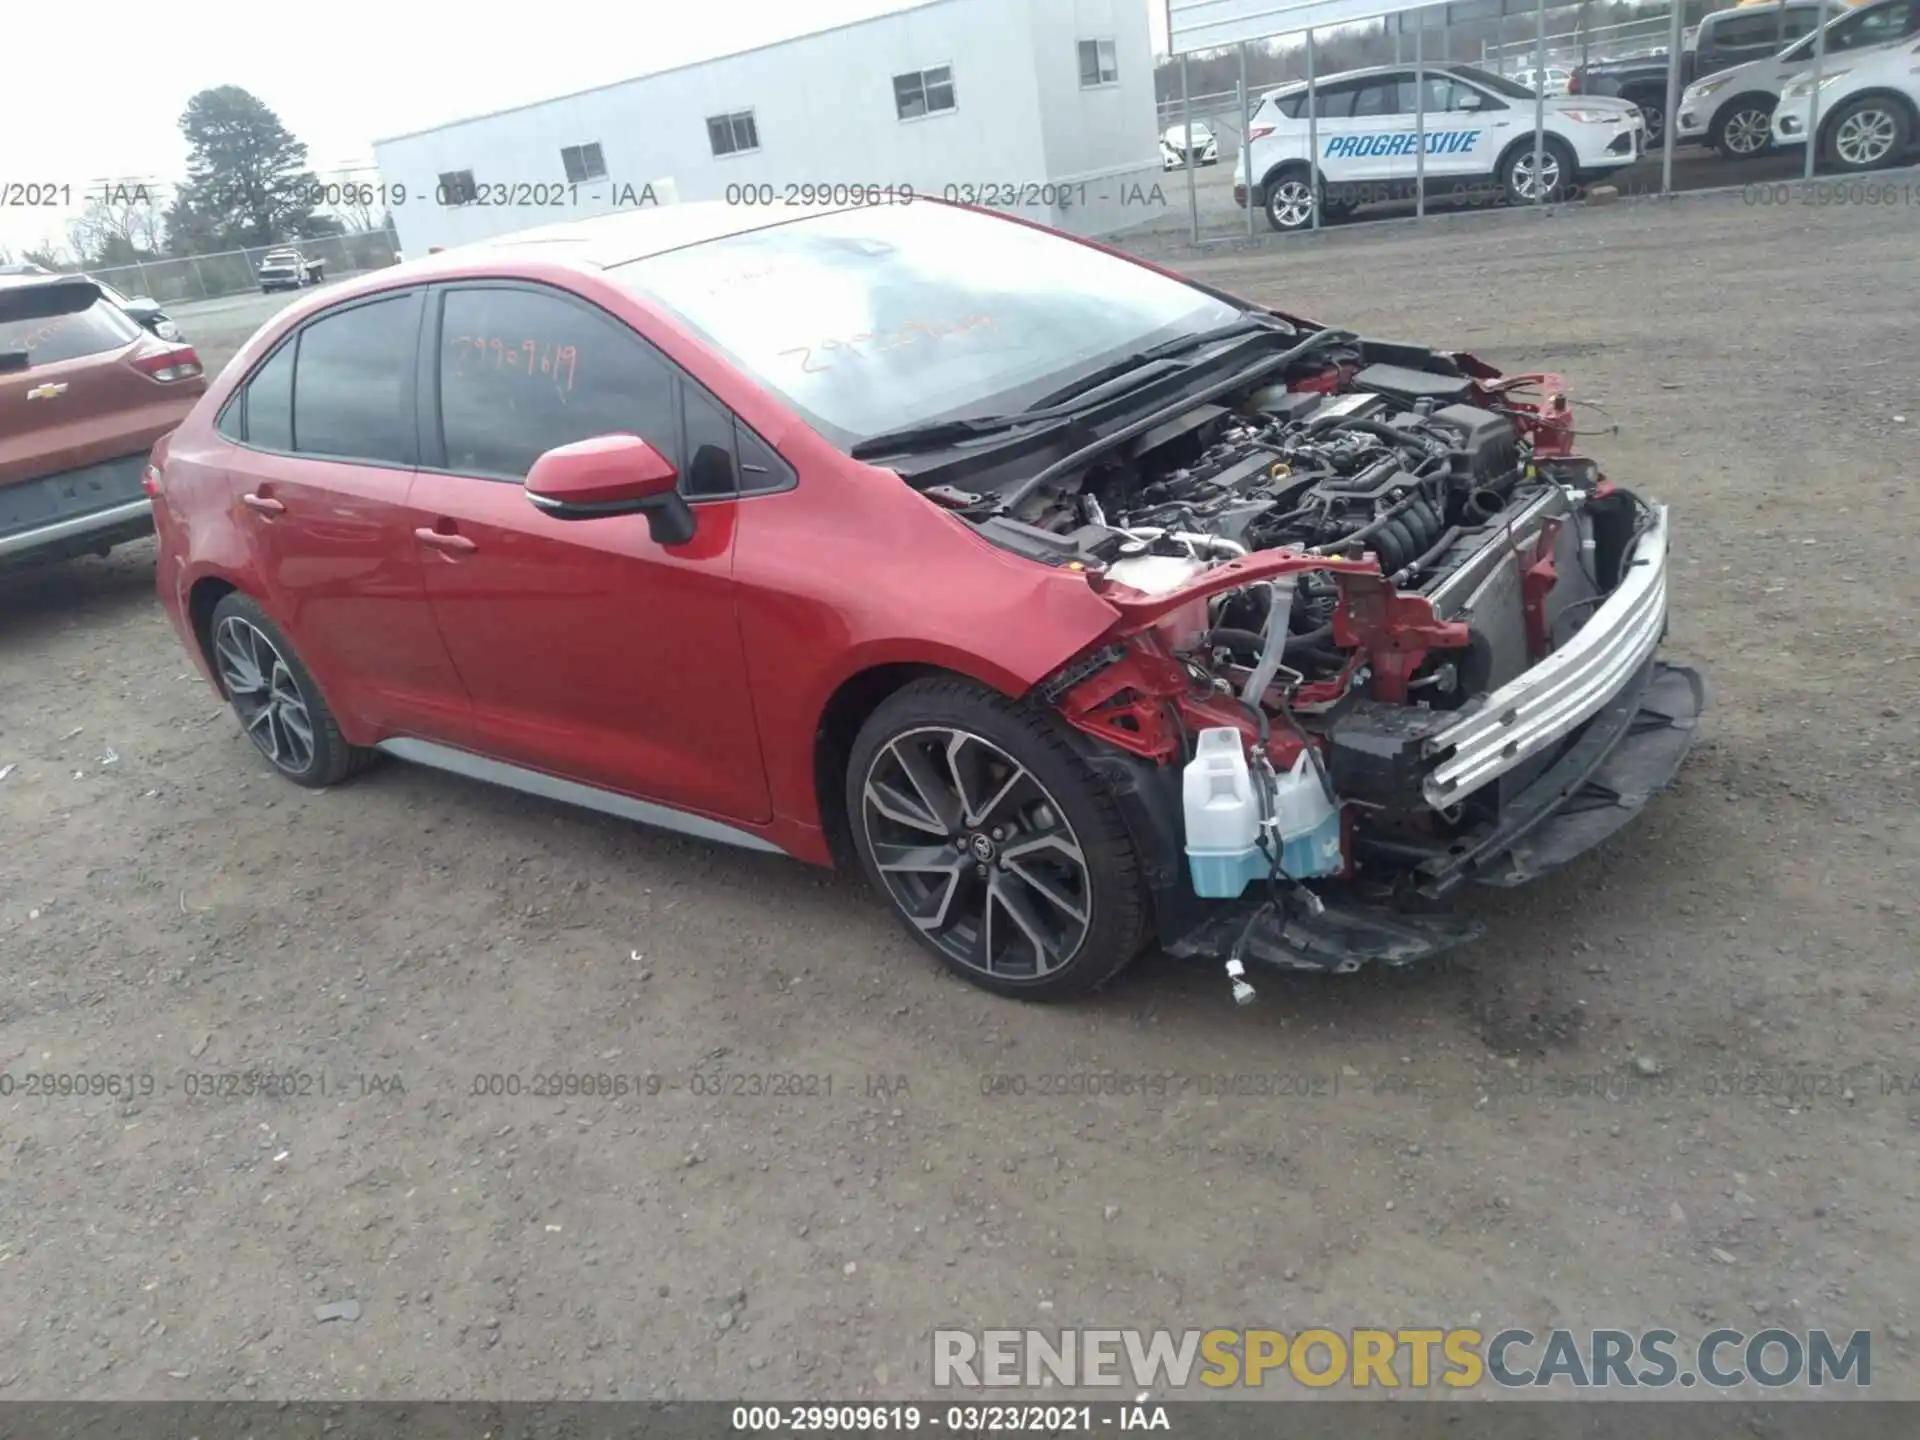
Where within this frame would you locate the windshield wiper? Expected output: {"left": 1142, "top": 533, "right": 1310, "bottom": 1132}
{"left": 849, "top": 314, "right": 1295, "bottom": 462}
{"left": 850, "top": 412, "right": 1061, "bottom": 461}
{"left": 1021, "top": 313, "right": 1294, "bottom": 412}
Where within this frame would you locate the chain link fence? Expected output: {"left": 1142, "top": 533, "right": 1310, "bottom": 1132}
{"left": 89, "top": 229, "right": 401, "bottom": 306}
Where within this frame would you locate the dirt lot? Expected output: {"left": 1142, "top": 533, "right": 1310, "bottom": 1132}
{"left": 2, "top": 187, "right": 1917, "bottom": 1403}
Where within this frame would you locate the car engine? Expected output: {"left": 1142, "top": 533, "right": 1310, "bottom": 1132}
{"left": 978, "top": 360, "right": 1603, "bottom": 695}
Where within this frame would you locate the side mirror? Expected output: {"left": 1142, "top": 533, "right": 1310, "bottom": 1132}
{"left": 1457, "top": 91, "right": 1484, "bottom": 110}
{"left": 525, "top": 434, "right": 697, "bottom": 546}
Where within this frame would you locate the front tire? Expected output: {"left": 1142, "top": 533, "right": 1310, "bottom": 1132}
{"left": 845, "top": 678, "right": 1149, "bottom": 1000}
{"left": 1711, "top": 100, "right": 1775, "bottom": 160}
{"left": 209, "top": 593, "right": 373, "bottom": 788}
{"left": 1501, "top": 138, "right": 1576, "bottom": 204}
{"left": 1824, "top": 96, "right": 1910, "bottom": 172}
{"left": 1635, "top": 97, "right": 1666, "bottom": 147}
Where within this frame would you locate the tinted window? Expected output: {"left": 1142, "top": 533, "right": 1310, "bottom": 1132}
{"left": 437, "top": 286, "right": 678, "bottom": 480}
{"left": 1349, "top": 79, "right": 1406, "bottom": 117}
{"left": 1303, "top": 81, "right": 1361, "bottom": 118}
{"left": 1414, "top": 76, "right": 1479, "bottom": 113}
{"left": 292, "top": 294, "right": 418, "bottom": 465}
{"left": 1446, "top": 65, "right": 1526, "bottom": 102}
{"left": 0, "top": 287, "right": 141, "bottom": 366}
{"left": 681, "top": 384, "right": 737, "bottom": 499}
{"left": 246, "top": 343, "right": 295, "bottom": 451}
{"left": 1707, "top": 12, "right": 1789, "bottom": 48}
{"left": 1829, "top": 0, "right": 1913, "bottom": 47}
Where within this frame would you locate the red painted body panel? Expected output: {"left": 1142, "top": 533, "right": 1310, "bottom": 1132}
{"left": 150, "top": 226, "right": 1130, "bottom": 866}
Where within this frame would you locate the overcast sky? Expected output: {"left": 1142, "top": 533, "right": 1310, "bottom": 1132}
{"left": 4, "top": 0, "right": 1172, "bottom": 256}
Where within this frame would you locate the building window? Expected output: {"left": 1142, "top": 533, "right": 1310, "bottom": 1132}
{"left": 1078, "top": 39, "right": 1118, "bottom": 87}
{"left": 706, "top": 110, "right": 760, "bottom": 157}
{"left": 436, "top": 169, "right": 477, "bottom": 206}
{"left": 893, "top": 65, "right": 956, "bottom": 120}
{"left": 560, "top": 143, "right": 607, "bottom": 183}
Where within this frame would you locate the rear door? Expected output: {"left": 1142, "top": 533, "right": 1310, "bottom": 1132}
{"left": 0, "top": 279, "right": 199, "bottom": 538}
{"left": 219, "top": 287, "right": 474, "bottom": 739}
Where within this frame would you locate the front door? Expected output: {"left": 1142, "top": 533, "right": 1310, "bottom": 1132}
{"left": 407, "top": 282, "right": 771, "bottom": 824}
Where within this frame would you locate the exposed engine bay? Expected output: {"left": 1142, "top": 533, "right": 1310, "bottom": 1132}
{"left": 922, "top": 342, "right": 1698, "bottom": 981}
{"left": 978, "top": 357, "right": 1625, "bottom": 703}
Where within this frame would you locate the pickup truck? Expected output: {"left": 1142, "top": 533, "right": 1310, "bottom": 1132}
{"left": 1571, "top": 0, "right": 1843, "bottom": 142}
{"left": 257, "top": 247, "right": 325, "bottom": 293}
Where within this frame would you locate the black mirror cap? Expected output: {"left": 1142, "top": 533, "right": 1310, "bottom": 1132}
{"left": 528, "top": 487, "right": 698, "bottom": 546}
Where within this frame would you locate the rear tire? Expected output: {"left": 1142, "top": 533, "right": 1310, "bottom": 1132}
{"left": 1823, "top": 95, "right": 1911, "bottom": 172}
{"left": 1263, "top": 169, "right": 1320, "bottom": 232}
{"left": 208, "top": 593, "right": 374, "bottom": 789}
{"left": 845, "top": 677, "right": 1150, "bottom": 1001}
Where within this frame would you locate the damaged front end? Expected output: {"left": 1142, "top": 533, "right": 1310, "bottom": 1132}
{"left": 1014, "top": 347, "right": 1706, "bottom": 980}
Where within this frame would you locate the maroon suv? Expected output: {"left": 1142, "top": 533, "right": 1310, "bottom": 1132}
{"left": 0, "top": 273, "right": 205, "bottom": 571}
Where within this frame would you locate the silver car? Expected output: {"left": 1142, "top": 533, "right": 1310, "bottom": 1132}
{"left": 1676, "top": 0, "right": 1919, "bottom": 158}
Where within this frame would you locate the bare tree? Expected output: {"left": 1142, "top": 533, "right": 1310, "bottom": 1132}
{"left": 67, "top": 183, "right": 164, "bottom": 268}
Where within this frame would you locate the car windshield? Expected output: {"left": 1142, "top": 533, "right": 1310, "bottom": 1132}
{"left": 1451, "top": 66, "right": 1539, "bottom": 99}
{"left": 609, "top": 205, "right": 1244, "bottom": 447}
{"left": 1167, "top": 122, "right": 1212, "bottom": 138}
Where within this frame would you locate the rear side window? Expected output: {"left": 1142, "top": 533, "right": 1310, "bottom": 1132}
{"left": 435, "top": 286, "right": 679, "bottom": 481}
{"left": 245, "top": 343, "right": 295, "bottom": 451}
{"left": 292, "top": 294, "right": 420, "bottom": 465}
{"left": 0, "top": 285, "right": 141, "bottom": 367}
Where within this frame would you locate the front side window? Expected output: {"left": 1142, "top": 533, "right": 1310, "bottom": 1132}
{"left": 291, "top": 293, "right": 419, "bottom": 465}
{"left": 706, "top": 111, "right": 759, "bottom": 157}
{"left": 1349, "top": 78, "right": 1408, "bottom": 117}
{"left": 436, "top": 286, "right": 678, "bottom": 481}
{"left": 1078, "top": 39, "right": 1118, "bottom": 86}
{"left": 610, "top": 204, "right": 1242, "bottom": 449}
{"left": 894, "top": 66, "right": 956, "bottom": 119}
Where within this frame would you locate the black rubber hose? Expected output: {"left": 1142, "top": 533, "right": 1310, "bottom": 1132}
{"left": 1309, "top": 490, "right": 1424, "bottom": 557}
{"left": 1203, "top": 624, "right": 1336, "bottom": 657}
{"left": 1394, "top": 524, "right": 1463, "bottom": 583}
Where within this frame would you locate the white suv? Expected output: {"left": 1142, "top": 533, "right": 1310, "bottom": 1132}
{"left": 1772, "top": 27, "right": 1920, "bottom": 165}
{"left": 1678, "top": 0, "right": 1920, "bottom": 158}
{"left": 1234, "top": 64, "right": 1646, "bottom": 232}
{"left": 1513, "top": 65, "right": 1574, "bottom": 96}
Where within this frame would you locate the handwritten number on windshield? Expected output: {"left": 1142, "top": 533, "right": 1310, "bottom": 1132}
{"left": 780, "top": 314, "right": 995, "bottom": 374}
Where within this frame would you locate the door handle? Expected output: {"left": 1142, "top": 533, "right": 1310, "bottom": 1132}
{"left": 414, "top": 527, "right": 477, "bottom": 555}
{"left": 241, "top": 492, "right": 285, "bottom": 515}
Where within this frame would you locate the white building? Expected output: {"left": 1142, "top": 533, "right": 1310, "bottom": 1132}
{"left": 372, "top": 0, "right": 1166, "bottom": 256}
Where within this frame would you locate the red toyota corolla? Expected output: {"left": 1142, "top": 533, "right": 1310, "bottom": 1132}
{"left": 151, "top": 199, "right": 1703, "bottom": 1002}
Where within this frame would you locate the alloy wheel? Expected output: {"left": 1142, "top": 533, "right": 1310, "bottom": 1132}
{"left": 1722, "top": 107, "right": 1772, "bottom": 155}
{"left": 860, "top": 726, "right": 1092, "bottom": 981}
{"left": 214, "top": 615, "right": 316, "bottom": 775}
{"left": 1268, "top": 178, "right": 1317, "bottom": 229}
{"left": 1641, "top": 103, "right": 1666, "bottom": 145}
{"left": 1511, "top": 148, "right": 1564, "bottom": 202}
{"left": 1834, "top": 107, "right": 1897, "bottom": 167}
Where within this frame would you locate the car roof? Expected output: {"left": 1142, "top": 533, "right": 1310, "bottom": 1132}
{"left": 1261, "top": 62, "right": 1479, "bottom": 99}
{"left": 417, "top": 200, "right": 865, "bottom": 272}
{"left": 0, "top": 270, "right": 96, "bottom": 293}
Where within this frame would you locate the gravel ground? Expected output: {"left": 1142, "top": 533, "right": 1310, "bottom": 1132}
{"left": 1, "top": 185, "right": 1916, "bottom": 1402}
